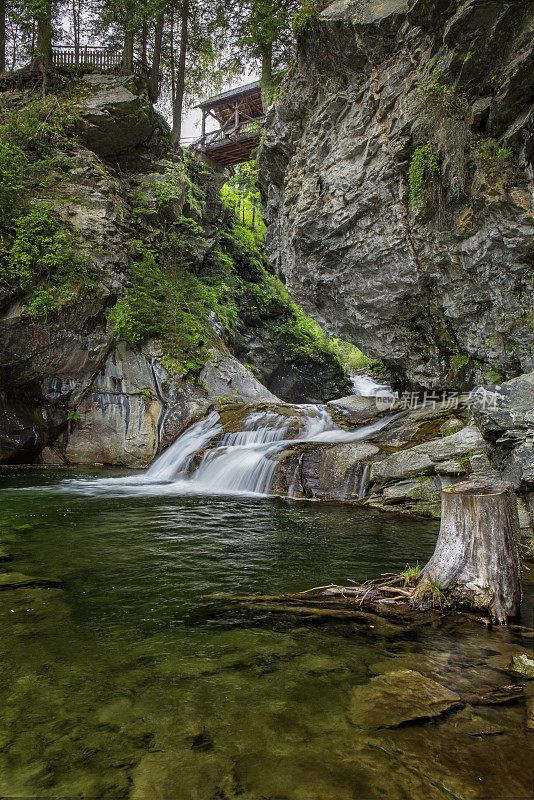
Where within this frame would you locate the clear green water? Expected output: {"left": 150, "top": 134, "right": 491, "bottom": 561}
{"left": 0, "top": 468, "right": 532, "bottom": 799}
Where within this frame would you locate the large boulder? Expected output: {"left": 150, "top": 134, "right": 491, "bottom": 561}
{"left": 370, "top": 425, "right": 484, "bottom": 483}
{"left": 199, "top": 349, "right": 280, "bottom": 404}
{"left": 79, "top": 74, "right": 167, "bottom": 159}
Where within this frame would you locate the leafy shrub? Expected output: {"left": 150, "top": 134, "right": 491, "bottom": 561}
{"left": 153, "top": 160, "right": 205, "bottom": 218}
{"left": 107, "top": 239, "right": 230, "bottom": 378}
{"left": 411, "top": 60, "right": 471, "bottom": 203}
{"left": 293, "top": 0, "right": 323, "bottom": 37}
{"left": 0, "top": 205, "right": 93, "bottom": 315}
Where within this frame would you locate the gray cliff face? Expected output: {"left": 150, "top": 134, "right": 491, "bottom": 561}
{"left": 258, "top": 0, "right": 534, "bottom": 390}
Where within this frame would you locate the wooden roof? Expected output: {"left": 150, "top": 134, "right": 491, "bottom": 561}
{"left": 196, "top": 81, "right": 264, "bottom": 124}
{"left": 195, "top": 81, "right": 265, "bottom": 168}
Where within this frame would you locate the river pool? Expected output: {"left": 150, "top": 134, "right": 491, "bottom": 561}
{"left": 0, "top": 468, "right": 532, "bottom": 799}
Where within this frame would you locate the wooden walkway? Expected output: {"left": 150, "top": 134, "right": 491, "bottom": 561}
{"left": 194, "top": 81, "right": 266, "bottom": 168}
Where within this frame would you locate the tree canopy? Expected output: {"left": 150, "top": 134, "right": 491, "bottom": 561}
{"left": 0, "top": 0, "right": 312, "bottom": 142}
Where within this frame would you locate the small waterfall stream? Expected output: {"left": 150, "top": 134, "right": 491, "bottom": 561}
{"left": 138, "top": 404, "right": 393, "bottom": 496}
{"left": 63, "top": 403, "right": 395, "bottom": 499}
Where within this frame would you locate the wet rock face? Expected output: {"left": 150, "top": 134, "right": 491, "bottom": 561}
{"left": 233, "top": 317, "right": 351, "bottom": 403}
{"left": 472, "top": 370, "right": 534, "bottom": 527}
{"left": 258, "top": 0, "right": 534, "bottom": 390}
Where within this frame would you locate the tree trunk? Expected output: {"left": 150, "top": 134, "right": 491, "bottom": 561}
{"left": 35, "top": 0, "right": 52, "bottom": 71}
{"left": 72, "top": 0, "right": 79, "bottom": 66}
{"left": 140, "top": 14, "right": 147, "bottom": 65}
{"left": 170, "top": 0, "right": 189, "bottom": 146}
{"left": 169, "top": 8, "right": 175, "bottom": 105}
{"left": 148, "top": 10, "right": 164, "bottom": 102}
{"left": 414, "top": 480, "right": 522, "bottom": 624}
{"left": 0, "top": 0, "right": 6, "bottom": 73}
{"left": 121, "top": 26, "right": 134, "bottom": 73}
{"left": 260, "top": 45, "right": 273, "bottom": 87}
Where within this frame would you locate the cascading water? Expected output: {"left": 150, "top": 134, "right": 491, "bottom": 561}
{"left": 145, "top": 411, "right": 222, "bottom": 481}
{"left": 350, "top": 374, "right": 397, "bottom": 398}
{"left": 137, "top": 404, "right": 394, "bottom": 496}
{"left": 62, "top": 403, "right": 395, "bottom": 499}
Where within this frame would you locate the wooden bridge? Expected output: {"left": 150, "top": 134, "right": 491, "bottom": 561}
{"left": 194, "top": 81, "right": 266, "bottom": 169}
{"left": 51, "top": 46, "right": 147, "bottom": 75}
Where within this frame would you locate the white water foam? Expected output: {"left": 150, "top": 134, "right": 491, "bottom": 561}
{"left": 350, "top": 374, "right": 396, "bottom": 398}
{"left": 55, "top": 404, "right": 395, "bottom": 499}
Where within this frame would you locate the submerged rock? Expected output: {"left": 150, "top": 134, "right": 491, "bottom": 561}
{"left": 348, "top": 669, "right": 461, "bottom": 729}
{"left": 509, "top": 653, "right": 534, "bottom": 679}
{"left": 449, "top": 706, "right": 505, "bottom": 736}
{"left": 0, "top": 573, "right": 63, "bottom": 590}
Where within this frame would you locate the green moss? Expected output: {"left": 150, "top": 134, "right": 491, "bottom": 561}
{"left": 107, "top": 236, "right": 232, "bottom": 378}
{"left": 451, "top": 353, "right": 470, "bottom": 370}
{"left": 485, "top": 368, "right": 504, "bottom": 384}
{"left": 408, "top": 144, "right": 441, "bottom": 215}
{"left": 475, "top": 140, "right": 514, "bottom": 175}
{"left": 292, "top": 0, "right": 323, "bottom": 38}
{"left": 413, "top": 475, "right": 440, "bottom": 502}
{"left": 153, "top": 160, "right": 205, "bottom": 219}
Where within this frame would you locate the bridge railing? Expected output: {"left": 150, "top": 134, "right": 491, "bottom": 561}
{"left": 196, "top": 117, "right": 266, "bottom": 150}
{"left": 51, "top": 46, "right": 148, "bottom": 75}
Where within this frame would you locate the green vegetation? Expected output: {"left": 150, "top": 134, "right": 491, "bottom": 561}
{"left": 475, "top": 140, "right": 514, "bottom": 177}
{"left": 413, "top": 475, "right": 440, "bottom": 503}
{"left": 523, "top": 537, "right": 534, "bottom": 559}
{"left": 457, "top": 453, "right": 472, "bottom": 474}
{"left": 3, "top": 206, "right": 94, "bottom": 316}
{"left": 410, "top": 60, "right": 471, "bottom": 213}
{"left": 0, "top": 90, "right": 347, "bottom": 384}
{"left": 0, "top": 93, "right": 95, "bottom": 317}
{"left": 221, "top": 162, "right": 266, "bottom": 238}
{"left": 107, "top": 232, "right": 239, "bottom": 378}
{"left": 408, "top": 144, "right": 441, "bottom": 216}
{"left": 400, "top": 563, "right": 421, "bottom": 585}
{"left": 418, "top": 577, "right": 446, "bottom": 607}
{"left": 485, "top": 368, "right": 504, "bottom": 384}
{"left": 108, "top": 165, "right": 347, "bottom": 379}
{"left": 329, "top": 338, "right": 379, "bottom": 373}
{"left": 293, "top": 0, "right": 323, "bottom": 37}
{"left": 153, "top": 160, "right": 205, "bottom": 219}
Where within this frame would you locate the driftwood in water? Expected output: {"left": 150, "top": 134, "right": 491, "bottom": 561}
{"left": 413, "top": 480, "right": 522, "bottom": 624}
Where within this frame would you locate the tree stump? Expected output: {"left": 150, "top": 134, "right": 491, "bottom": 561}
{"left": 413, "top": 480, "right": 522, "bottom": 624}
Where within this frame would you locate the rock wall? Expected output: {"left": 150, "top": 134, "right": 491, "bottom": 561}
{"left": 258, "top": 0, "right": 534, "bottom": 390}
{"left": 0, "top": 73, "right": 348, "bottom": 466}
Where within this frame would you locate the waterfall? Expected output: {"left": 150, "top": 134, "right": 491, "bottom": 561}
{"left": 350, "top": 374, "right": 397, "bottom": 398}
{"left": 141, "top": 404, "right": 395, "bottom": 496}
{"left": 65, "top": 404, "right": 396, "bottom": 499}
{"left": 145, "top": 411, "right": 222, "bottom": 481}
{"left": 358, "top": 463, "right": 370, "bottom": 501}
